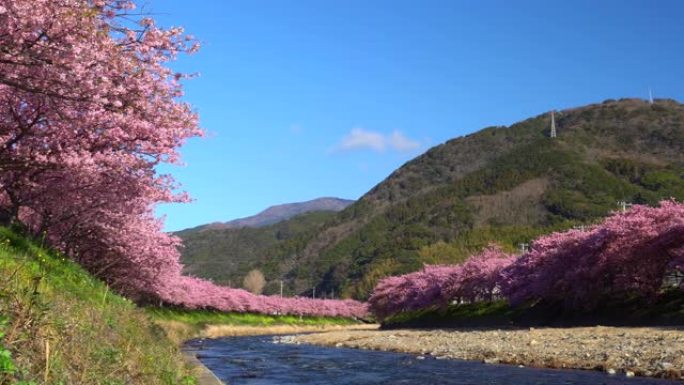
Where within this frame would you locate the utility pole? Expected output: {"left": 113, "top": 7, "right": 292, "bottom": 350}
{"left": 617, "top": 200, "right": 633, "bottom": 213}
{"left": 649, "top": 88, "right": 654, "bottom": 104}
{"left": 519, "top": 243, "right": 529, "bottom": 254}
{"left": 550, "top": 110, "right": 557, "bottom": 138}
{"left": 280, "top": 280, "right": 283, "bottom": 298}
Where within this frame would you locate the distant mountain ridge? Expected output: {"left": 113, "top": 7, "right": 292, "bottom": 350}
{"left": 178, "top": 99, "right": 684, "bottom": 299}
{"left": 195, "top": 197, "right": 354, "bottom": 231}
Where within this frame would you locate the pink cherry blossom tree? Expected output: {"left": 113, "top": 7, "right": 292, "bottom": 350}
{"left": 0, "top": 0, "right": 200, "bottom": 297}
{"left": 369, "top": 200, "right": 684, "bottom": 319}
{"left": 0, "top": 0, "right": 369, "bottom": 318}
{"left": 500, "top": 200, "right": 684, "bottom": 309}
{"left": 443, "top": 245, "right": 516, "bottom": 304}
{"left": 368, "top": 245, "right": 515, "bottom": 320}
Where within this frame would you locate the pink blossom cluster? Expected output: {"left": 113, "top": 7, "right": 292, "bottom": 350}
{"left": 500, "top": 200, "right": 684, "bottom": 309}
{"left": 369, "top": 246, "right": 515, "bottom": 320}
{"left": 369, "top": 201, "right": 684, "bottom": 320}
{"left": 158, "top": 276, "right": 368, "bottom": 318}
{"left": 0, "top": 0, "right": 199, "bottom": 294}
{"left": 0, "top": 0, "right": 367, "bottom": 318}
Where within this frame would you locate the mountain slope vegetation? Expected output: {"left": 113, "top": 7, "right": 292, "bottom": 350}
{"left": 180, "top": 99, "right": 684, "bottom": 299}
{"left": 177, "top": 211, "right": 338, "bottom": 293}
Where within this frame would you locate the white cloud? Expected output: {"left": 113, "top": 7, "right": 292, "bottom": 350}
{"left": 334, "top": 128, "right": 421, "bottom": 153}
{"left": 338, "top": 128, "right": 386, "bottom": 152}
{"left": 389, "top": 131, "right": 421, "bottom": 151}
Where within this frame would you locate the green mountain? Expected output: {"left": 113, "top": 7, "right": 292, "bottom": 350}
{"left": 180, "top": 98, "right": 684, "bottom": 299}
{"left": 176, "top": 210, "right": 339, "bottom": 294}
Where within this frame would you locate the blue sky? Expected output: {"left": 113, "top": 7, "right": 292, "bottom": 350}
{"left": 150, "top": 0, "right": 684, "bottom": 231}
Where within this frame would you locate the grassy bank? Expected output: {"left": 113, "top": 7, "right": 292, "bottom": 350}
{"left": 0, "top": 226, "right": 366, "bottom": 384}
{"left": 148, "top": 307, "right": 358, "bottom": 327}
{"left": 382, "top": 292, "right": 684, "bottom": 329}
{"left": 148, "top": 308, "right": 362, "bottom": 344}
{"left": 0, "top": 227, "right": 195, "bottom": 385}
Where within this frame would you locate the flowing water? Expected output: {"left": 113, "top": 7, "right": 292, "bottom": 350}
{"left": 187, "top": 335, "right": 680, "bottom": 385}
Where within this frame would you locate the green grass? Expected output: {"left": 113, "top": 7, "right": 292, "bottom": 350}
{"left": 382, "top": 301, "right": 516, "bottom": 329}
{"left": 0, "top": 226, "right": 364, "bottom": 383}
{"left": 146, "top": 301, "right": 362, "bottom": 347}
{"left": 382, "top": 291, "right": 684, "bottom": 329}
{"left": 147, "top": 307, "right": 359, "bottom": 327}
{"left": 0, "top": 227, "right": 195, "bottom": 385}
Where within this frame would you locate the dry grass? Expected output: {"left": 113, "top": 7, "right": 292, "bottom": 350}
{"left": 202, "top": 323, "right": 377, "bottom": 338}
{"left": 155, "top": 318, "right": 376, "bottom": 345}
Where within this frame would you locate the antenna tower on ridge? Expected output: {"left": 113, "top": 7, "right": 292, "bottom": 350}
{"left": 550, "top": 110, "right": 557, "bottom": 138}
{"left": 648, "top": 88, "right": 654, "bottom": 104}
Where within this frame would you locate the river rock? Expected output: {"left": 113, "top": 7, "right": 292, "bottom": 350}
{"left": 272, "top": 335, "right": 296, "bottom": 344}
{"left": 291, "top": 325, "right": 684, "bottom": 381}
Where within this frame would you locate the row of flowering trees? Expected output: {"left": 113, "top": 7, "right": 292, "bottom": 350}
{"left": 161, "top": 276, "right": 368, "bottom": 318}
{"left": 369, "top": 200, "right": 684, "bottom": 320}
{"left": 0, "top": 0, "right": 366, "bottom": 318}
{"left": 369, "top": 247, "right": 515, "bottom": 320}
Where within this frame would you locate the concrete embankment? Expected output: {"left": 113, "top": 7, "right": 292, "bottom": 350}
{"left": 182, "top": 352, "right": 225, "bottom": 385}
{"left": 292, "top": 326, "right": 684, "bottom": 380}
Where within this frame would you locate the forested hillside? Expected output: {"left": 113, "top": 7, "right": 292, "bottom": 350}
{"left": 180, "top": 99, "right": 684, "bottom": 299}
{"left": 177, "top": 211, "right": 337, "bottom": 293}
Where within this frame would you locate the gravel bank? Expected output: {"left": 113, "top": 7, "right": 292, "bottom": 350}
{"left": 292, "top": 326, "right": 684, "bottom": 380}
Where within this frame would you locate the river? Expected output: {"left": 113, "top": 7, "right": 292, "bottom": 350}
{"left": 187, "top": 335, "right": 681, "bottom": 385}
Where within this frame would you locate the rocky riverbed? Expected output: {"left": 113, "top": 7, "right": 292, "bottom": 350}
{"left": 291, "top": 326, "right": 684, "bottom": 380}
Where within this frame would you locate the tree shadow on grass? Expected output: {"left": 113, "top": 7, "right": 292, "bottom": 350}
{"left": 381, "top": 292, "right": 684, "bottom": 331}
